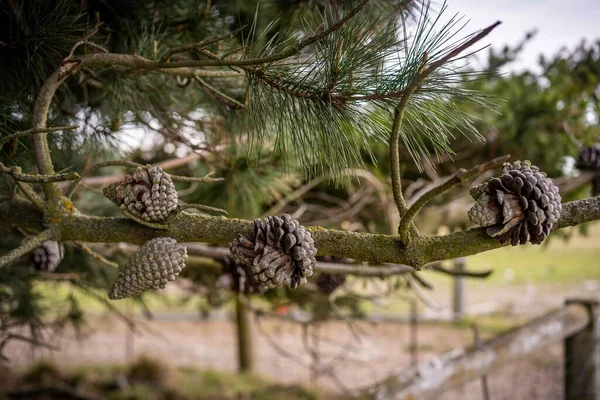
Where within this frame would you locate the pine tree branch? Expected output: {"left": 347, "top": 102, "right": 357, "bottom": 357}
{"left": 397, "top": 155, "right": 510, "bottom": 243}
{"left": 193, "top": 76, "right": 245, "bottom": 109}
{"left": 0, "top": 126, "right": 79, "bottom": 191}
{"left": 151, "top": 68, "right": 242, "bottom": 78}
{"left": 70, "top": 0, "right": 371, "bottom": 70}
{"left": 0, "top": 125, "right": 78, "bottom": 150}
{"left": 66, "top": 160, "right": 223, "bottom": 198}
{"left": 182, "top": 243, "right": 491, "bottom": 278}
{"left": 64, "top": 153, "right": 215, "bottom": 190}
{"left": 178, "top": 203, "right": 228, "bottom": 215}
{"left": 390, "top": 20, "right": 502, "bottom": 242}
{"left": 0, "top": 229, "right": 55, "bottom": 268}
{"left": 1, "top": 165, "right": 80, "bottom": 183}
{"left": 65, "top": 160, "right": 141, "bottom": 198}
{"left": 31, "top": 61, "right": 81, "bottom": 201}
{"left": 316, "top": 262, "right": 414, "bottom": 276}
{"left": 160, "top": 25, "right": 248, "bottom": 61}
{"left": 77, "top": 242, "right": 118, "bottom": 268}
{"left": 4, "top": 196, "right": 599, "bottom": 269}
{"left": 14, "top": 181, "right": 44, "bottom": 210}
{"left": 430, "top": 264, "right": 492, "bottom": 278}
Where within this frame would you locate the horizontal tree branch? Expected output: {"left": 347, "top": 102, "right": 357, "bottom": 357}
{"left": 2, "top": 196, "right": 599, "bottom": 268}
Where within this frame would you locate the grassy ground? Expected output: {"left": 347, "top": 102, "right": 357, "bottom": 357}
{"left": 0, "top": 358, "right": 320, "bottom": 400}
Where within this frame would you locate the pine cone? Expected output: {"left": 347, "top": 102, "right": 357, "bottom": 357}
{"left": 103, "top": 166, "right": 178, "bottom": 222}
{"left": 316, "top": 273, "right": 346, "bottom": 294}
{"left": 230, "top": 214, "right": 316, "bottom": 289}
{"left": 576, "top": 143, "right": 600, "bottom": 170}
{"left": 30, "top": 241, "right": 64, "bottom": 272}
{"left": 219, "top": 255, "right": 264, "bottom": 295}
{"left": 468, "top": 160, "right": 562, "bottom": 246}
{"left": 109, "top": 237, "right": 187, "bottom": 300}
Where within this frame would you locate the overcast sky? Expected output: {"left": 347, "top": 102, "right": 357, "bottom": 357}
{"left": 445, "top": 0, "right": 600, "bottom": 71}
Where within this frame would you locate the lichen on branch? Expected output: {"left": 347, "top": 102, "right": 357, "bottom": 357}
{"left": 2, "top": 196, "right": 599, "bottom": 269}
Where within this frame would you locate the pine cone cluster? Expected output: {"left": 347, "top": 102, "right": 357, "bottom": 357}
{"left": 468, "top": 160, "right": 562, "bottom": 246}
{"left": 576, "top": 143, "right": 600, "bottom": 170}
{"left": 230, "top": 215, "right": 316, "bottom": 289}
{"left": 30, "top": 241, "right": 64, "bottom": 272}
{"left": 104, "top": 166, "right": 178, "bottom": 222}
{"left": 316, "top": 273, "right": 346, "bottom": 294}
{"left": 109, "top": 237, "right": 187, "bottom": 300}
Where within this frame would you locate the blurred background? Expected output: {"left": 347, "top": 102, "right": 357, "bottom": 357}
{"left": 0, "top": 0, "right": 599, "bottom": 399}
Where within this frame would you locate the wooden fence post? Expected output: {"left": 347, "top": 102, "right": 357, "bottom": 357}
{"left": 565, "top": 298, "right": 600, "bottom": 400}
{"left": 235, "top": 295, "right": 254, "bottom": 372}
{"left": 453, "top": 257, "right": 465, "bottom": 322}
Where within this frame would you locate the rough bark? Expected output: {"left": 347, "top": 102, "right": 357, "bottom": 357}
{"left": 2, "top": 195, "right": 599, "bottom": 268}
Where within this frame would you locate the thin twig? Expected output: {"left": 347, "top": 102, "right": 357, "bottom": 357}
{"left": 151, "top": 68, "right": 242, "bottom": 78}
{"left": 410, "top": 271, "right": 434, "bottom": 290}
{"left": 328, "top": 295, "right": 365, "bottom": 342}
{"left": 0, "top": 333, "right": 60, "bottom": 351}
{"left": 161, "top": 25, "right": 247, "bottom": 61}
{"left": 169, "top": 172, "right": 224, "bottom": 183}
{"left": 122, "top": 209, "right": 170, "bottom": 230}
{"left": 193, "top": 76, "right": 245, "bottom": 109}
{"left": 158, "top": 0, "right": 370, "bottom": 67}
{"left": 1, "top": 165, "right": 80, "bottom": 183}
{"left": 429, "top": 264, "right": 492, "bottom": 278}
{"left": 0, "top": 229, "right": 55, "bottom": 268}
{"left": 563, "top": 121, "right": 582, "bottom": 149}
{"left": 14, "top": 180, "right": 44, "bottom": 209}
{"left": 390, "top": 21, "right": 502, "bottom": 241}
{"left": 397, "top": 155, "right": 510, "bottom": 243}
{"left": 406, "top": 274, "right": 441, "bottom": 310}
{"left": 315, "top": 262, "right": 414, "bottom": 276}
{"left": 65, "top": 24, "right": 103, "bottom": 60}
{"left": 179, "top": 203, "right": 228, "bottom": 215}
{"left": 67, "top": 159, "right": 223, "bottom": 198}
{"left": 66, "top": 160, "right": 141, "bottom": 197}
{"left": 77, "top": 242, "right": 119, "bottom": 268}
{"left": 0, "top": 126, "right": 79, "bottom": 185}
{"left": 0, "top": 125, "right": 78, "bottom": 151}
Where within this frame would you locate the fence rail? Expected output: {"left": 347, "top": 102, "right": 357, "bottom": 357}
{"left": 364, "top": 299, "right": 599, "bottom": 400}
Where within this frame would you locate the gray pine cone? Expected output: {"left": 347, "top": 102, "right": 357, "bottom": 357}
{"left": 576, "top": 143, "right": 600, "bottom": 170}
{"left": 468, "top": 160, "right": 562, "bottom": 246}
{"left": 103, "top": 166, "right": 178, "bottom": 222}
{"left": 109, "top": 237, "right": 187, "bottom": 300}
{"left": 230, "top": 214, "right": 316, "bottom": 289}
{"left": 30, "top": 241, "right": 64, "bottom": 272}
